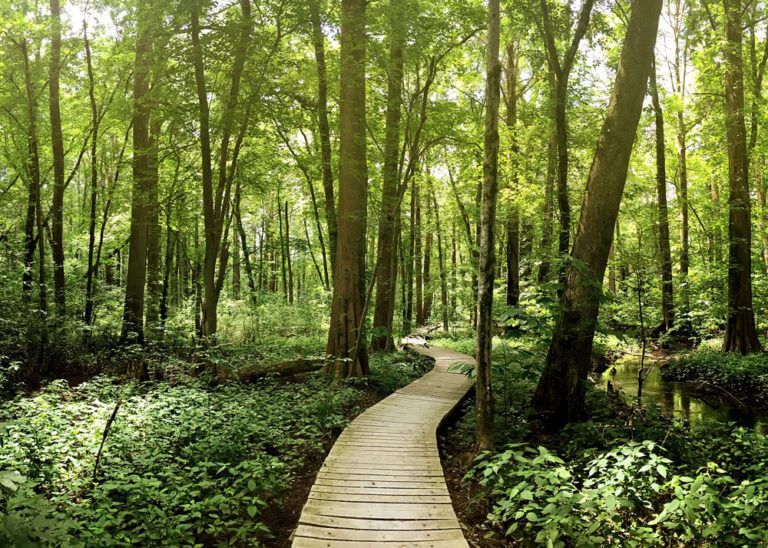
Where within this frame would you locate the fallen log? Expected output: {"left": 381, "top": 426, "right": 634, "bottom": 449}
{"left": 217, "top": 359, "right": 326, "bottom": 384}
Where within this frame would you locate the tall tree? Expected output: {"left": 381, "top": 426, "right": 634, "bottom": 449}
{"left": 649, "top": 62, "right": 674, "bottom": 332}
{"left": 308, "top": 0, "right": 337, "bottom": 273}
{"left": 532, "top": 0, "right": 663, "bottom": 426}
{"left": 49, "top": 0, "right": 66, "bottom": 315}
{"left": 190, "top": 0, "right": 252, "bottom": 338}
{"left": 505, "top": 42, "right": 520, "bottom": 315}
{"left": 121, "top": 0, "right": 154, "bottom": 342}
{"left": 371, "top": 0, "right": 405, "bottom": 351}
{"left": 670, "top": 0, "right": 691, "bottom": 316}
{"left": 722, "top": 0, "right": 761, "bottom": 354}
{"left": 476, "top": 0, "right": 501, "bottom": 453}
{"left": 326, "top": 0, "right": 369, "bottom": 378}
{"left": 539, "top": 0, "right": 596, "bottom": 271}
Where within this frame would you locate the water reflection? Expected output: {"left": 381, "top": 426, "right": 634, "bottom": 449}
{"left": 597, "top": 355, "right": 766, "bottom": 434}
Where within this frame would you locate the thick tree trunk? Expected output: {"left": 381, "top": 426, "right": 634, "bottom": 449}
{"left": 649, "top": 63, "right": 674, "bottom": 331}
{"left": 723, "top": 0, "right": 761, "bottom": 354}
{"left": 326, "top": 0, "right": 369, "bottom": 378}
{"left": 49, "top": 0, "right": 66, "bottom": 316}
{"left": 532, "top": 0, "right": 662, "bottom": 427}
{"left": 309, "top": 0, "right": 337, "bottom": 274}
{"left": 372, "top": 0, "right": 405, "bottom": 351}
{"left": 476, "top": 0, "right": 501, "bottom": 453}
{"left": 121, "top": 0, "right": 153, "bottom": 343}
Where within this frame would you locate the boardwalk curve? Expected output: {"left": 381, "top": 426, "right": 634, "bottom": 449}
{"left": 292, "top": 339, "right": 474, "bottom": 547}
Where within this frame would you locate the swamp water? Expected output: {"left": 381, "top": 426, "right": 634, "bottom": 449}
{"left": 597, "top": 354, "right": 767, "bottom": 434}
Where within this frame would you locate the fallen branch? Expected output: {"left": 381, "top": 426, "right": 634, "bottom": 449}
{"left": 217, "top": 359, "right": 326, "bottom": 384}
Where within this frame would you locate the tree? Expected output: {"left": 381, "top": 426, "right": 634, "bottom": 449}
{"left": 308, "top": 0, "right": 337, "bottom": 274}
{"left": 649, "top": 62, "right": 674, "bottom": 332}
{"left": 121, "top": 0, "right": 154, "bottom": 343}
{"left": 190, "top": 0, "right": 252, "bottom": 339}
{"left": 476, "top": 0, "right": 501, "bottom": 452}
{"left": 371, "top": 0, "right": 405, "bottom": 351}
{"left": 504, "top": 42, "right": 520, "bottom": 316}
{"left": 539, "top": 0, "right": 596, "bottom": 275}
{"left": 722, "top": 0, "right": 761, "bottom": 354}
{"left": 49, "top": 0, "right": 65, "bottom": 316}
{"left": 532, "top": 0, "right": 663, "bottom": 427}
{"left": 326, "top": 0, "right": 369, "bottom": 378}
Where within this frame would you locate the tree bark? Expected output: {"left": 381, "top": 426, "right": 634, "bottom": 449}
{"left": 476, "top": 0, "right": 501, "bottom": 453}
{"left": 671, "top": 0, "right": 690, "bottom": 316}
{"left": 723, "top": 0, "right": 761, "bottom": 354}
{"left": 326, "top": 0, "right": 369, "bottom": 378}
{"left": 284, "top": 200, "right": 294, "bottom": 304}
{"left": 422, "top": 192, "right": 434, "bottom": 322}
{"left": 505, "top": 42, "right": 520, "bottom": 315}
{"left": 371, "top": 0, "right": 405, "bottom": 351}
{"left": 84, "top": 21, "right": 99, "bottom": 327}
{"left": 414, "top": 180, "right": 424, "bottom": 326}
{"left": 532, "top": 0, "right": 662, "bottom": 427}
{"left": 145, "top": 114, "right": 162, "bottom": 333}
{"left": 309, "top": 0, "right": 337, "bottom": 274}
{"left": 433, "top": 191, "right": 449, "bottom": 331}
{"left": 121, "top": 0, "right": 153, "bottom": 343}
{"left": 49, "top": 0, "right": 66, "bottom": 316}
{"left": 649, "top": 62, "right": 674, "bottom": 332}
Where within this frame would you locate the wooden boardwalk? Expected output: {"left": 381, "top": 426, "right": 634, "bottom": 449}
{"left": 292, "top": 340, "right": 474, "bottom": 547}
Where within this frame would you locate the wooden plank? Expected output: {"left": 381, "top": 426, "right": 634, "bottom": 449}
{"left": 308, "top": 492, "right": 452, "bottom": 504}
{"left": 294, "top": 524, "right": 466, "bottom": 542}
{"left": 313, "top": 478, "right": 448, "bottom": 489}
{"left": 302, "top": 501, "right": 457, "bottom": 520}
{"left": 310, "top": 485, "right": 449, "bottom": 496}
{"left": 298, "top": 514, "right": 461, "bottom": 531}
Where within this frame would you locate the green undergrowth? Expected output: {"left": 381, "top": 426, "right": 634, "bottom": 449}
{"left": 0, "top": 351, "right": 431, "bottom": 546}
{"left": 661, "top": 349, "right": 768, "bottom": 408}
{"left": 443, "top": 335, "right": 768, "bottom": 546}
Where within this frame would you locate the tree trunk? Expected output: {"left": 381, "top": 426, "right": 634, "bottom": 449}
{"left": 49, "top": 0, "right": 66, "bottom": 316}
{"left": 532, "top": 0, "right": 662, "bottom": 427}
{"left": 649, "top": 63, "right": 674, "bottom": 331}
{"left": 145, "top": 115, "right": 162, "bottom": 333}
{"left": 505, "top": 43, "right": 520, "bottom": 314}
{"left": 84, "top": 22, "right": 99, "bottom": 327}
{"left": 723, "top": 0, "right": 761, "bottom": 354}
{"left": 284, "top": 200, "right": 294, "bottom": 304}
{"left": 191, "top": 0, "right": 251, "bottom": 339}
{"left": 232, "top": 215, "right": 240, "bottom": 299}
{"left": 414, "top": 180, "right": 424, "bottom": 326}
{"left": 671, "top": 0, "right": 690, "bottom": 316}
{"left": 277, "top": 194, "right": 287, "bottom": 299}
{"left": 538, "top": 128, "right": 556, "bottom": 282}
{"left": 422, "top": 194, "right": 434, "bottom": 322}
{"left": 371, "top": 0, "right": 405, "bottom": 351}
{"left": 309, "top": 0, "right": 337, "bottom": 274}
{"left": 326, "top": 0, "right": 369, "bottom": 378}
{"left": 433, "top": 191, "right": 449, "bottom": 331}
{"left": 121, "top": 0, "right": 153, "bottom": 343}
{"left": 476, "top": 0, "right": 501, "bottom": 453}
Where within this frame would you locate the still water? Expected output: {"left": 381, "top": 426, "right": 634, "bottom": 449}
{"left": 597, "top": 354, "right": 767, "bottom": 434}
